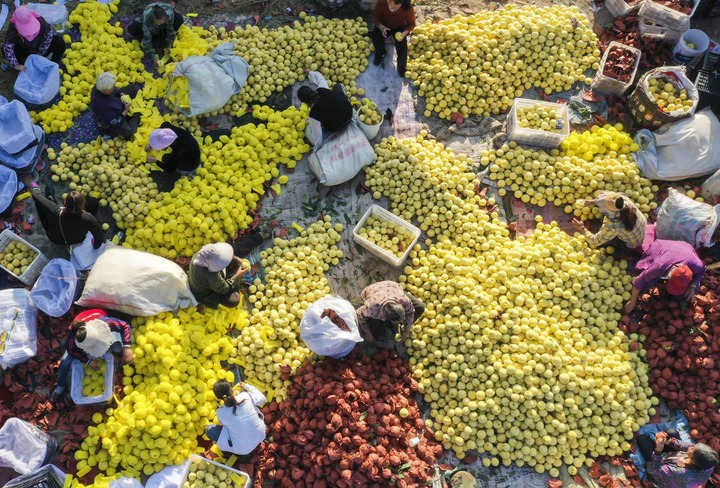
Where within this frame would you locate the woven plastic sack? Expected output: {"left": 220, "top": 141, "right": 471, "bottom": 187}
{"left": 14, "top": 55, "right": 60, "bottom": 106}
{"left": 0, "top": 288, "right": 38, "bottom": 370}
{"left": 30, "top": 259, "right": 77, "bottom": 317}
{"left": 0, "top": 418, "right": 57, "bottom": 475}
{"left": 0, "top": 165, "right": 18, "bottom": 214}
{"left": 656, "top": 188, "right": 719, "bottom": 248}
{"left": 26, "top": 3, "right": 69, "bottom": 32}
{"left": 0, "top": 99, "right": 36, "bottom": 155}
{"left": 307, "top": 119, "right": 375, "bottom": 186}
{"left": 300, "top": 296, "right": 362, "bottom": 359}
{"left": 77, "top": 246, "right": 197, "bottom": 316}
{"left": 0, "top": 124, "right": 45, "bottom": 171}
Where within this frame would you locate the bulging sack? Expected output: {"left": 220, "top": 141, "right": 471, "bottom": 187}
{"left": 308, "top": 120, "right": 375, "bottom": 186}
{"left": 656, "top": 188, "right": 719, "bottom": 248}
{"left": 0, "top": 99, "right": 36, "bottom": 155}
{"left": 300, "top": 296, "right": 362, "bottom": 359}
{"left": 0, "top": 418, "right": 57, "bottom": 474}
{"left": 14, "top": 55, "right": 60, "bottom": 106}
{"left": 0, "top": 288, "right": 38, "bottom": 370}
{"left": 30, "top": 258, "right": 77, "bottom": 317}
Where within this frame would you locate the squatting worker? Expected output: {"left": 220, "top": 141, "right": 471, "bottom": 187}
{"left": 357, "top": 281, "right": 425, "bottom": 343}
{"left": 50, "top": 309, "right": 133, "bottom": 404}
{"left": 90, "top": 72, "right": 140, "bottom": 138}
{"left": 297, "top": 69, "right": 353, "bottom": 148}
{"left": 31, "top": 186, "right": 104, "bottom": 249}
{"left": 128, "top": 2, "right": 183, "bottom": 69}
{"left": 188, "top": 243, "right": 249, "bottom": 309}
{"left": 372, "top": 0, "right": 416, "bottom": 77}
{"left": 572, "top": 192, "right": 647, "bottom": 249}
{"left": 205, "top": 380, "right": 267, "bottom": 455}
{"left": 637, "top": 429, "right": 717, "bottom": 488}
{"left": 623, "top": 238, "right": 706, "bottom": 314}
{"left": 3, "top": 6, "right": 66, "bottom": 72}
{"left": 145, "top": 123, "right": 201, "bottom": 175}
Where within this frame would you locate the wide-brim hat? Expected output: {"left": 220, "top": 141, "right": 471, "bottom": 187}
{"left": 76, "top": 319, "right": 112, "bottom": 359}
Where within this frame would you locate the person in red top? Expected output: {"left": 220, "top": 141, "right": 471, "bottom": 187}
{"left": 49, "top": 309, "right": 134, "bottom": 404}
{"left": 372, "top": 0, "right": 416, "bottom": 77}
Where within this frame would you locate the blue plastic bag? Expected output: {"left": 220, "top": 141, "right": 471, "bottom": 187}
{"left": 0, "top": 165, "right": 17, "bottom": 214}
{"left": 0, "top": 125, "right": 44, "bottom": 171}
{"left": 0, "top": 98, "right": 36, "bottom": 155}
{"left": 14, "top": 55, "right": 60, "bottom": 106}
{"left": 29, "top": 259, "right": 77, "bottom": 317}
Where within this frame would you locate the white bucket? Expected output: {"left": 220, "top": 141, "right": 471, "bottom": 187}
{"left": 358, "top": 113, "right": 384, "bottom": 140}
{"left": 672, "top": 29, "right": 710, "bottom": 65}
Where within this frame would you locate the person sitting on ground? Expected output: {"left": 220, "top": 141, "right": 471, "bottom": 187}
{"left": 3, "top": 6, "right": 66, "bottom": 73}
{"left": 50, "top": 309, "right": 134, "bottom": 404}
{"left": 90, "top": 72, "right": 140, "bottom": 138}
{"left": 623, "top": 238, "right": 706, "bottom": 314}
{"left": 188, "top": 243, "right": 250, "bottom": 309}
{"left": 205, "top": 380, "right": 267, "bottom": 455}
{"left": 356, "top": 281, "right": 424, "bottom": 343}
{"left": 127, "top": 2, "right": 183, "bottom": 69}
{"left": 371, "top": 0, "right": 416, "bottom": 77}
{"left": 31, "top": 186, "right": 104, "bottom": 249}
{"left": 637, "top": 428, "right": 717, "bottom": 488}
{"left": 145, "top": 123, "right": 201, "bottom": 175}
{"left": 297, "top": 70, "right": 353, "bottom": 149}
{"left": 572, "top": 192, "right": 647, "bottom": 249}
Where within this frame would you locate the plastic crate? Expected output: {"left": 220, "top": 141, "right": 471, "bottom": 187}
{"left": 70, "top": 352, "right": 115, "bottom": 406}
{"left": 506, "top": 98, "right": 570, "bottom": 149}
{"left": 639, "top": 0, "right": 698, "bottom": 31}
{"left": 592, "top": 42, "right": 643, "bottom": 95}
{"left": 606, "top": 0, "right": 644, "bottom": 17}
{"left": 353, "top": 205, "right": 421, "bottom": 268}
{"left": 695, "top": 52, "right": 720, "bottom": 112}
{"left": 179, "top": 455, "right": 251, "bottom": 488}
{"left": 2, "top": 465, "right": 65, "bottom": 488}
{"left": 638, "top": 17, "right": 685, "bottom": 41}
{"left": 0, "top": 230, "right": 49, "bottom": 286}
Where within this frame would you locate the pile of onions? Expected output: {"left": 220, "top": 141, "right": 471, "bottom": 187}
{"left": 622, "top": 264, "right": 720, "bottom": 452}
{"left": 254, "top": 350, "right": 443, "bottom": 488}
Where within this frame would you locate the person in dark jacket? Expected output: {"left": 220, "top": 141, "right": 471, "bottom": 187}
{"left": 188, "top": 243, "right": 249, "bottom": 309}
{"left": 127, "top": 2, "right": 183, "bottom": 69}
{"left": 3, "top": 6, "right": 66, "bottom": 72}
{"left": 90, "top": 72, "right": 140, "bottom": 137}
{"left": 297, "top": 70, "right": 353, "bottom": 148}
{"left": 31, "top": 187, "right": 104, "bottom": 249}
{"left": 372, "top": 0, "right": 416, "bottom": 77}
{"left": 637, "top": 429, "right": 717, "bottom": 488}
{"left": 145, "top": 123, "right": 201, "bottom": 175}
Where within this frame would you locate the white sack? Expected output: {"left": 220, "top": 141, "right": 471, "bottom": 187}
{"left": 308, "top": 120, "right": 375, "bottom": 186}
{"left": 0, "top": 288, "right": 38, "bottom": 370}
{"left": 300, "top": 296, "right": 362, "bottom": 359}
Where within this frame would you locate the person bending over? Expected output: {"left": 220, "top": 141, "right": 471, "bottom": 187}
{"left": 145, "top": 123, "right": 201, "bottom": 175}
{"left": 297, "top": 70, "right": 353, "bottom": 148}
{"left": 3, "top": 6, "right": 66, "bottom": 72}
{"left": 128, "top": 3, "right": 183, "bottom": 69}
{"left": 205, "top": 380, "right": 266, "bottom": 455}
{"left": 357, "top": 281, "right": 424, "bottom": 343}
{"left": 90, "top": 72, "right": 140, "bottom": 138}
{"left": 637, "top": 429, "right": 717, "bottom": 488}
{"left": 31, "top": 187, "right": 104, "bottom": 249}
{"left": 572, "top": 192, "right": 647, "bottom": 249}
{"left": 188, "top": 243, "right": 250, "bottom": 309}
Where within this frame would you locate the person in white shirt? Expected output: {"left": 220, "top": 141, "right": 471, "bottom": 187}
{"left": 205, "top": 380, "right": 267, "bottom": 455}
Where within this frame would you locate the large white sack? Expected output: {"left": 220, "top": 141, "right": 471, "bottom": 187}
{"left": 300, "top": 296, "right": 362, "bottom": 359}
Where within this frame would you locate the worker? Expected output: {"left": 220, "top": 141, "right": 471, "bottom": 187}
{"left": 90, "top": 72, "right": 140, "bottom": 138}
{"left": 205, "top": 380, "right": 267, "bottom": 455}
{"left": 3, "top": 6, "right": 66, "bottom": 72}
{"left": 188, "top": 243, "right": 249, "bottom": 309}
{"left": 145, "top": 123, "right": 201, "bottom": 175}
{"left": 623, "top": 238, "right": 706, "bottom": 314}
{"left": 127, "top": 2, "right": 184, "bottom": 69}
{"left": 572, "top": 192, "right": 647, "bottom": 249}
{"left": 637, "top": 429, "right": 717, "bottom": 488}
{"left": 49, "top": 309, "right": 134, "bottom": 404}
{"left": 372, "top": 0, "right": 416, "bottom": 77}
{"left": 356, "top": 281, "right": 424, "bottom": 343}
{"left": 297, "top": 70, "right": 353, "bottom": 148}
{"left": 31, "top": 186, "right": 104, "bottom": 249}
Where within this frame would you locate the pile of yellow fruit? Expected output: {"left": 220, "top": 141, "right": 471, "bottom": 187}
{"left": 364, "top": 136, "right": 655, "bottom": 473}
{"left": 183, "top": 458, "right": 248, "bottom": 488}
{"left": 358, "top": 215, "right": 416, "bottom": 258}
{"left": 409, "top": 5, "right": 600, "bottom": 118}
{"left": 0, "top": 240, "right": 37, "bottom": 277}
{"left": 82, "top": 361, "right": 107, "bottom": 397}
{"left": 31, "top": 0, "right": 146, "bottom": 132}
{"left": 647, "top": 76, "right": 694, "bottom": 113}
{"left": 515, "top": 102, "right": 565, "bottom": 133}
{"left": 206, "top": 13, "right": 371, "bottom": 105}
{"left": 487, "top": 124, "right": 657, "bottom": 217}
{"left": 358, "top": 99, "right": 382, "bottom": 126}
{"left": 76, "top": 307, "right": 245, "bottom": 478}
{"left": 230, "top": 217, "right": 343, "bottom": 401}
{"left": 124, "top": 105, "right": 307, "bottom": 258}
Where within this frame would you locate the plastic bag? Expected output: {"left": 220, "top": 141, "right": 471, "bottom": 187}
{"left": 0, "top": 288, "right": 38, "bottom": 370}
{"left": 307, "top": 120, "right": 375, "bottom": 186}
{"left": 656, "top": 188, "right": 719, "bottom": 248}
{"left": 634, "top": 107, "right": 720, "bottom": 181}
{"left": 77, "top": 247, "right": 197, "bottom": 316}
{"left": 168, "top": 42, "right": 249, "bottom": 117}
{"left": 0, "top": 99, "right": 37, "bottom": 155}
{"left": 69, "top": 232, "right": 108, "bottom": 271}
{"left": 108, "top": 478, "right": 144, "bottom": 488}
{"left": 0, "top": 418, "right": 57, "bottom": 474}
{"left": 26, "top": 3, "right": 69, "bottom": 32}
{"left": 30, "top": 259, "right": 77, "bottom": 317}
{"left": 0, "top": 165, "right": 18, "bottom": 214}
{"left": 145, "top": 463, "right": 187, "bottom": 488}
{"left": 14, "top": 55, "right": 60, "bottom": 106}
{"left": 300, "top": 296, "right": 363, "bottom": 359}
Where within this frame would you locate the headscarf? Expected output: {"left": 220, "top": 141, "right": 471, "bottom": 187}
{"left": 96, "top": 72, "right": 116, "bottom": 92}
{"left": 11, "top": 6, "right": 42, "bottom": 42}
{"left": 193, "top": 243, "right": 234, "bottom": 273}
{"left": 148, "top": 128, "right": 178, "bottom": 150}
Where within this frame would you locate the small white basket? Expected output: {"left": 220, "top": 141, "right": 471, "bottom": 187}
{"left": 639, "top": 0, "right": 697, "bottom": 33}
{"left": 638, "top": 17, "right": 686, "bottom": 41}
{"left": 357, "top": 111, "right": 384, "bottom": 140}
{"left": 353, "top": 204, "right": 421, "bottom": 268}
{"left": 506, "top": 98, "right": 570, "bottom": 149}
{"left": 605, "top": 0, "right": 644, "bottom": 17}
{"left": 70, "top": 352, "right": 115, "bottom": 406}
{"left": 592, "top": 42, "right": 643, "bottom": 95}
{"left": 0, "top": 230, "right": 49, "bottom": 286}
{"left": 179, "top": 455, "right": 251, "bottom": 488}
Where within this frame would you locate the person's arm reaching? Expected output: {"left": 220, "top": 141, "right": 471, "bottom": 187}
{"left": 38, "top": 21, "right": 54, "bottom": 56}
{"left": 3, "top": 36, "right": 20, "bottom": 69}
{"left": 307, "top": 71, "right": 329, "bottom": 89}
{"left": 243, "top": 384, "right": 266, "bottom": 407}
{"left": 85, "top": 215, "right": 105, "bottom": 249}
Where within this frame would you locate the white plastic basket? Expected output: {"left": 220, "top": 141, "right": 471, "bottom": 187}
{"left": 353, "top": 204, "right": 421, "bottom": 268}
{"left": 357, "top": 111, "right": 384, "bottom": 140}
{"left": 70, "top": 352, "right": 115, "bottom": 406}
{"left": 592, "top": 41, "right": 643, "bottom": 95}
{"left": 179, "top": 455, "right": 251, "bottom": 488}
{"left": 0, "top": 230, "right": 49, "bottom": 286}
{"left": 639, "top": 0, "right": 698, "bottom": 32}
{"left": 638, "top": 17, "right": 685, "bottom": 42}
{"left": 605, "top": 0, "right": 644, "bottom": 17}
{"left": 506, "top": 98, "right": 570, "bottom": 149}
